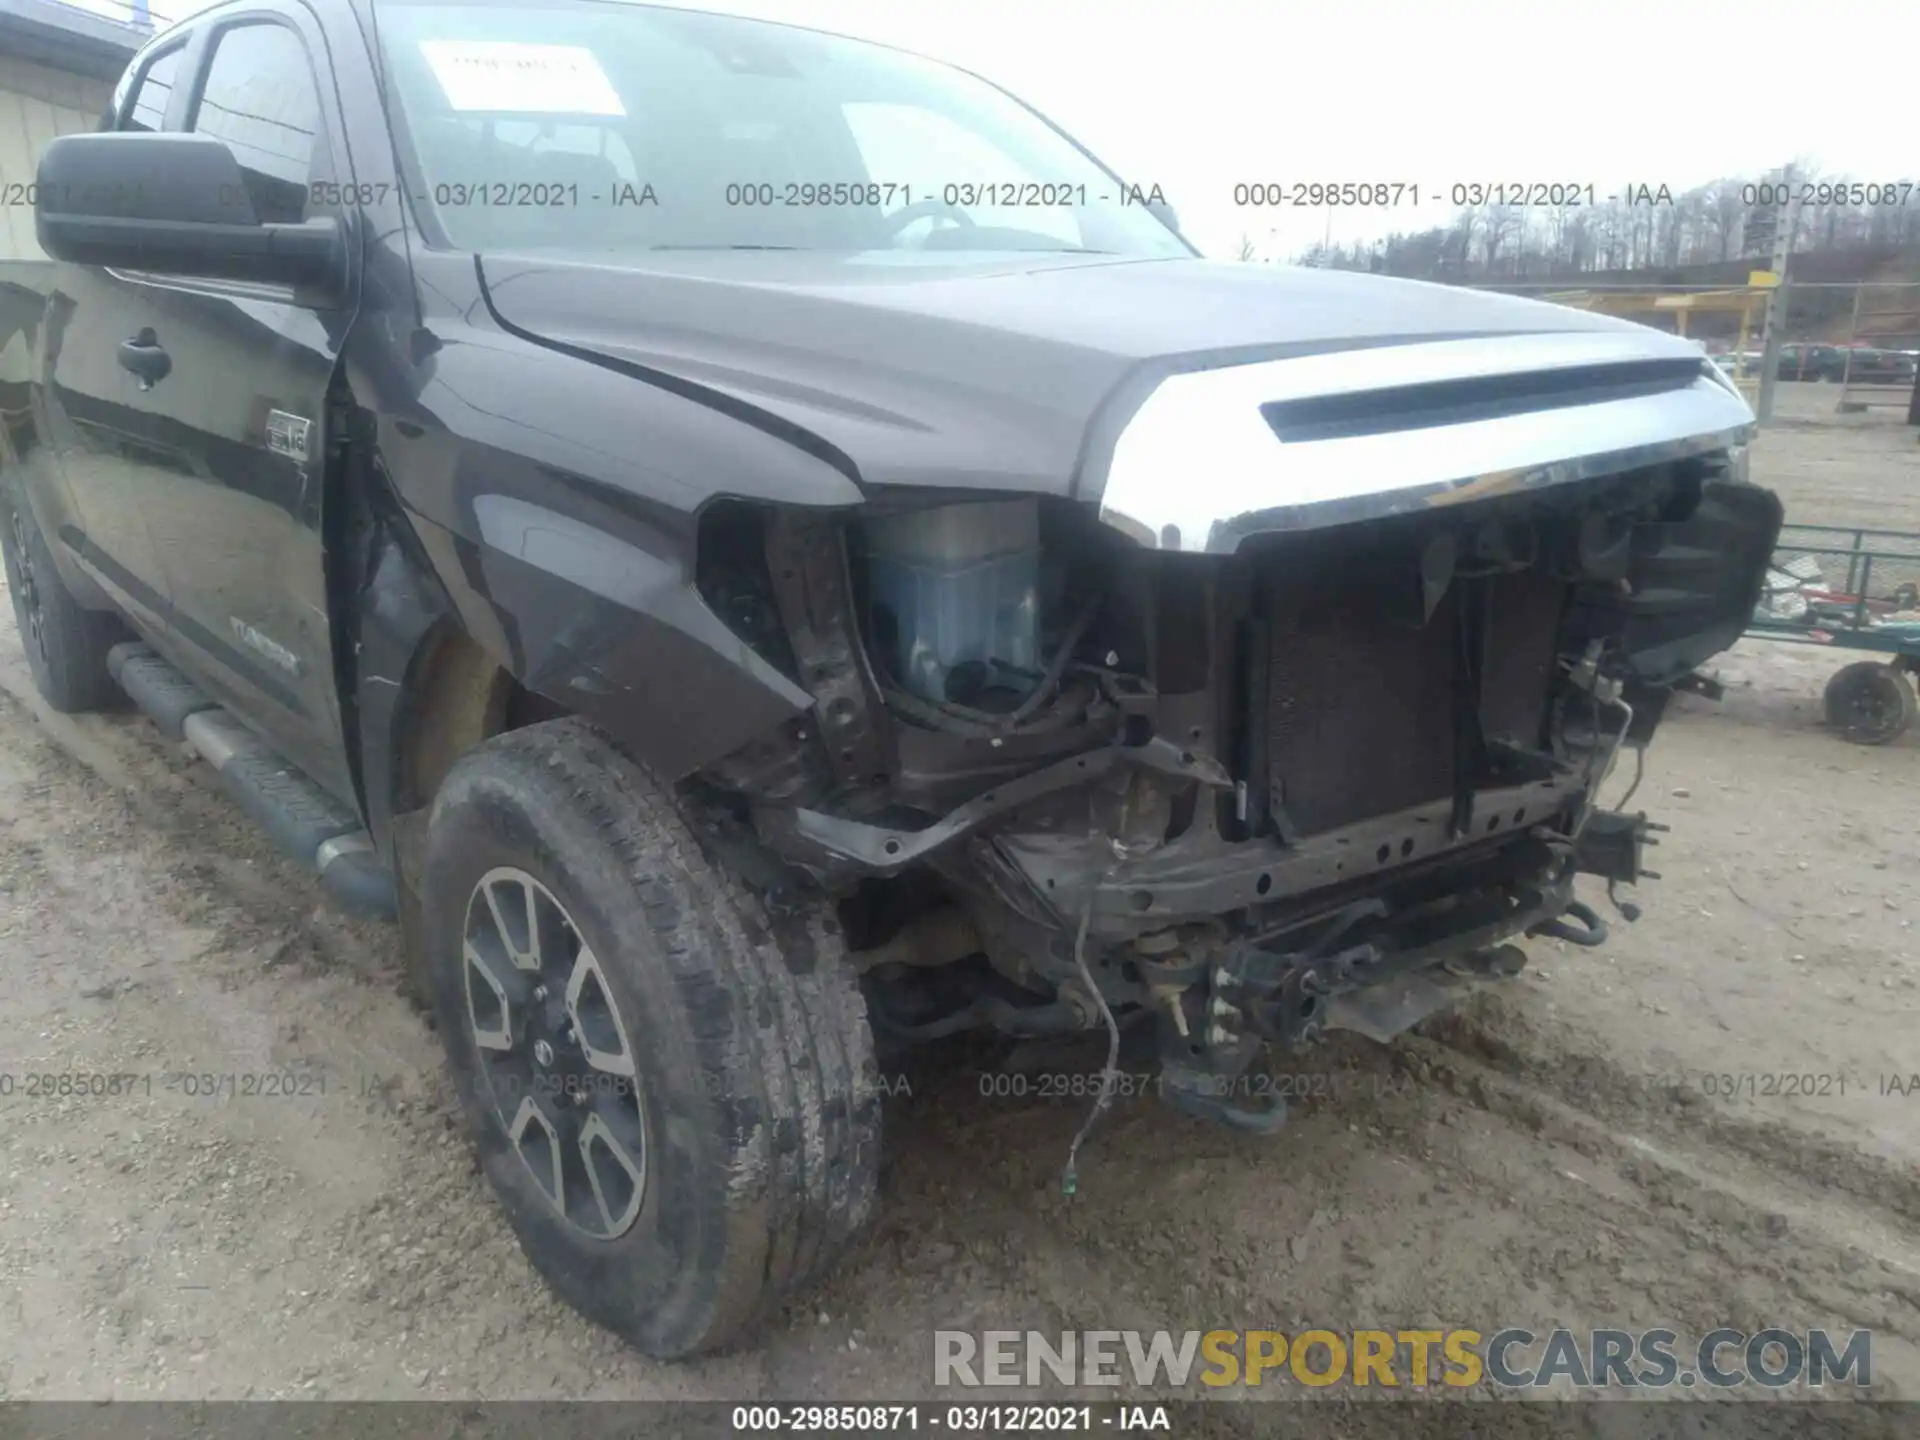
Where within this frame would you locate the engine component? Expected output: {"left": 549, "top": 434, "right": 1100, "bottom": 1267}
{"left": 850, "top": 905, "right": 982, "bottom": 972}
{"left": 864, "top": 499, "right": 1041, "bottom": 708}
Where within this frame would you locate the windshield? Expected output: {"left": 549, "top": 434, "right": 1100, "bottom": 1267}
{"left": 372, "top": 0, "right": 1191, "bottom": 259}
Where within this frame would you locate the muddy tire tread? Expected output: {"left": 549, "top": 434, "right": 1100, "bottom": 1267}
{"left": 422, "top": 718, "right": 878, "bottom": 1355}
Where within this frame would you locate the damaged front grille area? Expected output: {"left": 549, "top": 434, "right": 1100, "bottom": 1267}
{"left": 713, "top": 450, "right": 1761, "bottom": 912}
{"left": 1256, "top": 561, "right": 1566, "bottom": 837}
{"left": 695, "top": 440, "right": 1778, "bottom": 1133}
{"left": 1261, "top": 565, "right": 1458, "bottom": 835}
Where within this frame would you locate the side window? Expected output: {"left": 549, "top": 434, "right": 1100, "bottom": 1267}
{"left": 190, "top": 23, "right": 324, "bottom": 224}
{"left": 121, "top": 46, "right": 183, "bottom": 132}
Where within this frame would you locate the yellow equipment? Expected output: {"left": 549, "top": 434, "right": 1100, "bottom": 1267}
{"left": 1540, "top": 288, "right": 1768, "bottom": 404}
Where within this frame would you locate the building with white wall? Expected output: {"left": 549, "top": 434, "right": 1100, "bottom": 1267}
{"left": 0, "top": 0, "right": 149, "bottom": 259}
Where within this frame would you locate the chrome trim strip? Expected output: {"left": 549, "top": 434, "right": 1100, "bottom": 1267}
{"left": 1098, "top": 331, "right": 1757, "bottom": 553}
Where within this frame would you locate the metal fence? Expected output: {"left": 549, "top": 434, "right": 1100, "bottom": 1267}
{"left": 1835, "top": 282, "right": 1920, "bottom": 413}
{"left": 1766, "top": 524, "right": 1920, "bottom": 626}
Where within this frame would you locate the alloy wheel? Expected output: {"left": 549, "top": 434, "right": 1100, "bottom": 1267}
{"left": 5, "top": 500, "right": 46, "bottom": 664}
{"left": 462, "top": 866, "right": 649, "bottom": 1240}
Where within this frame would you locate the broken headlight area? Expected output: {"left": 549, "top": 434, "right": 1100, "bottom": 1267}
{"left": 690, "top": 452, "right": 1780, "bottom": 1131}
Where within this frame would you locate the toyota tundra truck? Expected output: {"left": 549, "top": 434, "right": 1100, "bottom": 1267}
{"left": 0, "top": 0, "right": 1780, "bottom": 1357}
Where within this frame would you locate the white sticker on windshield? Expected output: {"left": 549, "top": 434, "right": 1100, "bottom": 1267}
{"left": 420, "top": 41, "right": 626, "bottom": 116}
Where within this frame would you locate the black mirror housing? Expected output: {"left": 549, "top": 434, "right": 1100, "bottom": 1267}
{"left": 36, "top": 132, "right": 344, "bottom": 297}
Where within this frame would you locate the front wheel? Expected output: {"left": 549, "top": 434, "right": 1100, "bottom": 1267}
{"left": 1823, "top": 661, "right": 1916, "bottom": 745}
{"left": 0, "top": 477, "right": 125, "bottom": 712}
{"left": 421, "top": 719, "right": 880, "bottom": 1357}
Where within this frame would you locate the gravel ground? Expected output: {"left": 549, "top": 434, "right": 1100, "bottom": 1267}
{"left": 1, "top": 389, "right": 1917, "bottom": 1435}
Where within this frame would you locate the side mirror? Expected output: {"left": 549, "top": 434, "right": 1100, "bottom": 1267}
{"left": 1146, "top": 198, "right": 1182, "bottom": 236}
{"left": 36, "top": 132, "right": 343, "bottom": 298}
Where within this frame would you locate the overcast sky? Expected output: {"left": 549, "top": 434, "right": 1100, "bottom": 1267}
{"left": 84, "top": 0, "right": 1917, "bottom": 259}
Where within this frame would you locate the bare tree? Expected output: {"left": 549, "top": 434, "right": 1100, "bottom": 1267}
{"left": 1478, "top": 204, "right": 1523, "bottom": 276}
{"left": 1705, "top": 181, "right": 1744, "bottom": 263}
{"left": 1276, "top": 165, "right": 1918, "bottom": 282}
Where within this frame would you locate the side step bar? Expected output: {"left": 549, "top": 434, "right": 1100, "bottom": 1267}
{"left": 107, "top": 643, "right": 398, "bottom": 922}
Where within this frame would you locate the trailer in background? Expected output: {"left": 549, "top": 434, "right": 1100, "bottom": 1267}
{"left": 1746, "top": 523, "right": 1920, "bottom": 744}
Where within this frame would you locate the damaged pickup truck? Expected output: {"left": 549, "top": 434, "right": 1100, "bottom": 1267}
{"left": 0, "top": 0, "right": 1778, "bottom": 1357}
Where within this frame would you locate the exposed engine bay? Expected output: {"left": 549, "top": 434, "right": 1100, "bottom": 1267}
{"left": 693, "top": 448, "right": 1780, "bottom": 1130}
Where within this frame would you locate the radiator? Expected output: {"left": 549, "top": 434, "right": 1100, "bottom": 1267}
{"left": 1261, "top": 566, "right": 1562, "bottom": 836}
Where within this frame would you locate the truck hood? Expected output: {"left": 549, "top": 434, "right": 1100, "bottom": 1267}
{"left": 478, "top": 252, "right": 1755, "bottom": 549}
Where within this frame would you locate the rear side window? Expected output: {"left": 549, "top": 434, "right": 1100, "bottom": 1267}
{"left": 190, "top": 23, "right": 324, "bottom": 224}
{"left": 122, "top": 46, "right": 183, "bottom": 132}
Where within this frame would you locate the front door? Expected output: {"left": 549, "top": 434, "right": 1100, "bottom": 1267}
{"left": 38, "top": 38, "right": 190, "bottom": 636}
{"left": 130, "top": 13, "right": 358, "bottom": 801}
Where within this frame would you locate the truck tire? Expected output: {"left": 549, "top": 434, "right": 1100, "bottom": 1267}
{"left": 420, "top": 718, "right": 880, "bottom": 1357}
{"left": 0, "top": 477, "right": 125, "bottom": 713}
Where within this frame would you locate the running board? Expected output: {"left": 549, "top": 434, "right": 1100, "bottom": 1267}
{"left": 107, "top": 643, "right": 397, "bottom": 922}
